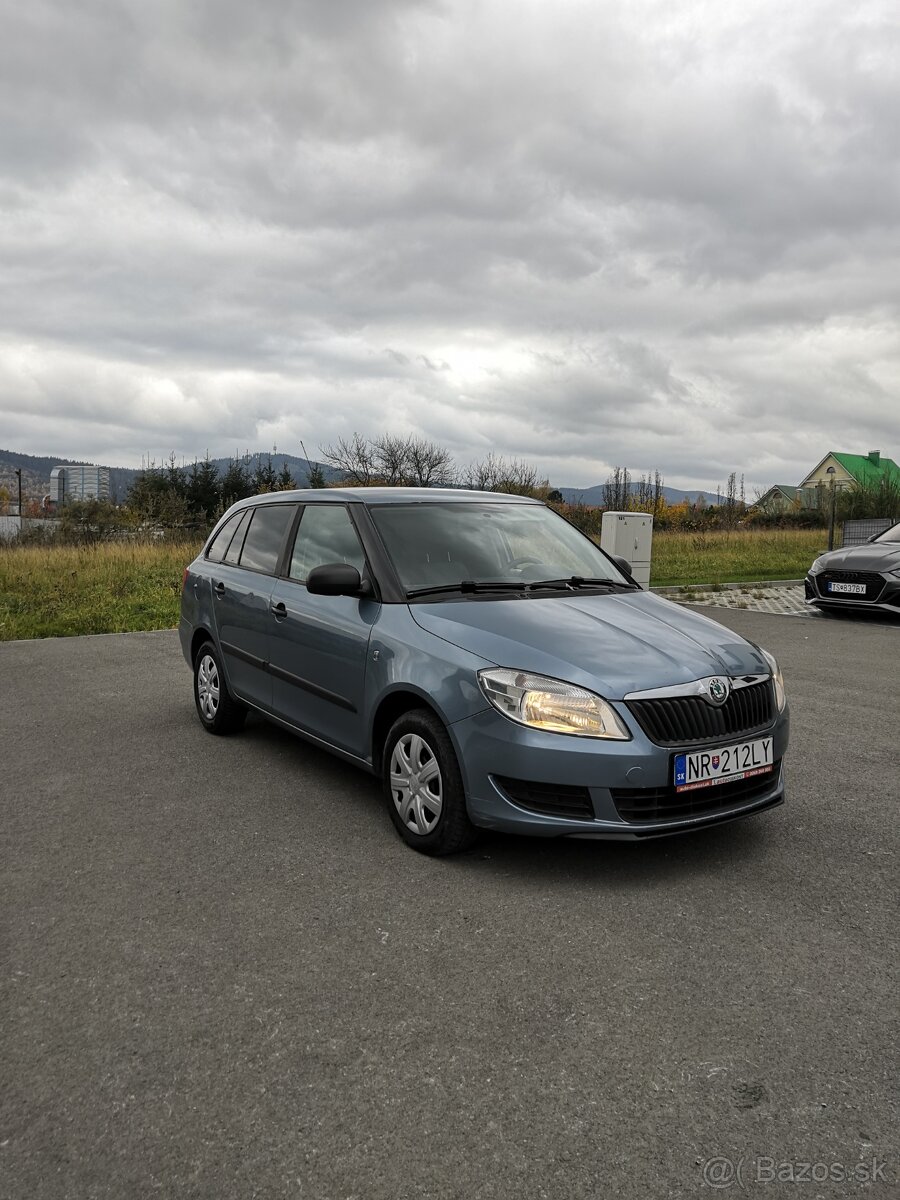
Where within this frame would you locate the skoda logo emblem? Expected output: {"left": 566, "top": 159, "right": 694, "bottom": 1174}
{"left": 707, "top": 677, "right": 730, "bottom": 705}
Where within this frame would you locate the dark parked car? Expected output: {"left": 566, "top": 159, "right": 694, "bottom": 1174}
{"left": 805, "top": 520, "right": 900, "bottom": 616}
{"left": 180, "top": 488, "right": 789, "bottom": 855}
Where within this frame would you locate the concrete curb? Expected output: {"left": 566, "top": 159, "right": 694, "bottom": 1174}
{"left": 651, "top": 579, "right": 804, "bottom": 595}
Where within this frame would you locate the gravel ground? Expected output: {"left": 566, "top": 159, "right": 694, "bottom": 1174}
{"left": 2, "top": 611, "right": 898, "bottom": 1199}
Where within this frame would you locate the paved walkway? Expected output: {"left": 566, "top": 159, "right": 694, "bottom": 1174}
{"left": 659, "top": 581, "right": 810, "bottom": 616}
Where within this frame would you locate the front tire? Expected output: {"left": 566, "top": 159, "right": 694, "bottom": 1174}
{"left": 193, "top": 641, "right": 247, "bottom": 735}
{"left": 382, "top": 709, "right": 477, "bottom": 856}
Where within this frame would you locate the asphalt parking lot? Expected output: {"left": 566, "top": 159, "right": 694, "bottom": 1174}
{"left": 2, "top": 609, "right": 897, "bottom": 1200}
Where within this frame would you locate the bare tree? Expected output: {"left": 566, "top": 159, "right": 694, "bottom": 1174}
{"left": 632, "top": 470, "right": 665, "bottom": 516}
{"left": 462, "top": 452, "right": 540, "bottom": 496}
{"left": 636, "top": 473, "right": 653, "bottom": 511}
{"left": 372, "top": 434, "right": 412, "bottom": 485}
{"left": 602, "top": 466, "right": 631, "bottom": 511}
{"left": 320, "top": 432, "right": 456, "bottom": 487}
{"left": 407, "top": 437, "right": 456, "bottom": 487}
{"left": 653, "top": 469, "right": 664, "bottom": 518}
{"left": 320, "top": 433, "right": 377, "bottom": 485}
{"left": 461, "top": 455, "right": 496, "bottom": 491}
{"left": 720, "top": 471, "right": 747, "bottom": 528}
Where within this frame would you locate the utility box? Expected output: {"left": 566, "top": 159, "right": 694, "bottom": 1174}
{"left": 600, "top": 511, "right": 653, "bottom": 589}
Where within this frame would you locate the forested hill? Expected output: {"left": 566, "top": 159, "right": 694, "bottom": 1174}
{"left": 1, "top": 446, "right": 709, "bottom": 507}
{"left": 0, "top": 449, "right": 337, "bottom": 502}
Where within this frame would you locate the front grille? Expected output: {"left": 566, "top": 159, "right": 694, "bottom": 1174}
{"left": 626, "top": 680, "right": 774, "bottom": 747}
{"left": 817, "top": 570, "right": 884, "bottom": 602}
{"left": 494, "top": 776, "right": 594, "bottom": 820}
{"left": 612, "top": 761, "right": 782, "bottom": 824}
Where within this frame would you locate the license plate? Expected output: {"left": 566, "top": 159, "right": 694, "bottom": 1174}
{"left": 674, "top": 737, "right": 774, "bottom": 792}
{"left": 828, "top": 581, "right": 867, "bottom": 595}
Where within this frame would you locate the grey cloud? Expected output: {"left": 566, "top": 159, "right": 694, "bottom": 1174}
{"left": 1, "top": 0, "right": 898, "bottom": 492}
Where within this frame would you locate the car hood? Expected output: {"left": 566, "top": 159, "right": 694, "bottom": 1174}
{"left": 409, "top": 590, "right": 769, "bottom": 700}
{"left": 814, "top": 542, "right": 900, "bottom": 572}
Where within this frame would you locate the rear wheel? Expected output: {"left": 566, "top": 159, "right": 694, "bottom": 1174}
{"left": 193, "top": 641, "right": 247, "bottom": 735}
{"left": 383, "top": 709, "right": 477, "bottom": 855}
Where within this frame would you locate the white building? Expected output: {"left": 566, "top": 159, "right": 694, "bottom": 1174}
{"left": 49, "top": 465, "right": 110, "bottom": 503}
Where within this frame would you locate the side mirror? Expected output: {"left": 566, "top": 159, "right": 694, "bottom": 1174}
{"left": 612, "top": 554, "right": 634, "bottom": 578}
{"left": 306, "top": 563, "right": 370, "bottom": 597}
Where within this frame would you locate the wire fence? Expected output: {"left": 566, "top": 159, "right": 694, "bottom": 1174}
{"left": 838, "top": 518, "right": 895, "bottom": 548}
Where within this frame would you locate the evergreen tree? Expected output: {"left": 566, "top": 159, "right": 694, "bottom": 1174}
{"left": 307, "top": 461, "right": 327, "bottom": 488}
{"left": 186, "top": 457, "right": 221, "bottom": 523}
{"left": 276, "top": 463, "right": 296, "bottom": 490}
{"left": 300, "top": 439, "right": 328, "bottom": 488}
{"left": 126, "top": 465, "right": 191, "bottom": 526}
{"left": 165, "top": 452, "right": 187, "bottom": 495}
{"left": 221, "top": 458, "right": 253, "bottom": 508}
{"left": 251, "top": 454, "right": 278, "bottom": 494}
{"left": 127, "top": 460, "right": 188, "bottom": 522}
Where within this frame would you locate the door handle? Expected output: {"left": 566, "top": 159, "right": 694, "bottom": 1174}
{"left": 271, "top": 601, "right": 287, "bottom": 618}
{"left": 213, "top": 581, "right": 225, "bottom": 597}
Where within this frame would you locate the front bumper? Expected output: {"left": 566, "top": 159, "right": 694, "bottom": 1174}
{"left": 449, "top": 703, "right": 789, "bottom": 840}
{"left": 805, "top": 573, "right": 900, "bottom": 614}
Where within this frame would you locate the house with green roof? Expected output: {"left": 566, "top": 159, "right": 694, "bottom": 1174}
{"left": 755, "top": 484, "right": 802, "bottom": 513}
{"left": 756, "top": 451, "right": 900, "bottom": 514}
{"left": 798, "top": 450, "right": 900, "bottom": 492}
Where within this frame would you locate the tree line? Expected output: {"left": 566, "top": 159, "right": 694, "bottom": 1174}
{"left": 14, "top": 430, "right": 895, "bottom": 544}
{"left": 125, "top": 453, "right": 309, "bottom": 527}
{"left": 121, "top": 439, "right": 553, "bottom": 528}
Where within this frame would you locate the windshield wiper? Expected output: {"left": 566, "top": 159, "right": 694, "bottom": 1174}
{"left": 406, "top": 580, "right": 528, "bottom": 599}
{"left": 525, "top": 576, "right": 638, "bottom": 592}
{"left": 406, "top": 576, "right": 637, "bottom": 599}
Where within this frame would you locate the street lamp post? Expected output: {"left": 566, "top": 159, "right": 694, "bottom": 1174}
{"left": 826, "top": 465, "right": 837, "bottom": 551}
{"left": 14, "top": 467, "right": 22, "bottom": 517}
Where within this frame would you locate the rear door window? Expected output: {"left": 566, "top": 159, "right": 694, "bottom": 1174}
{"left": 238, "top": 504, "right": 297, "bottom": 574}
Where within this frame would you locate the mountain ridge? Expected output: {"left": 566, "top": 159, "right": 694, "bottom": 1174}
{"left": 1, "top": 447, "right": 712, "bottom": 507}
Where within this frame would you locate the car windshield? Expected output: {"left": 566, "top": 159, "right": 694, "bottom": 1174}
{"left": 369, "top": 501, "right": 629, "bottom": 594}
{"left": 875, "top": 521, "right": 900, "bottom": 543}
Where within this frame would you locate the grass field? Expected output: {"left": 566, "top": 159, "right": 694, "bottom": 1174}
{"left": 0, "top": 529, "right": 823, "bottom": 640}
{"left": 0, "top": 540, "right": 203, "bottom": 641}
{"left": 648, "top": 528, "right": 823, "bottom": 587}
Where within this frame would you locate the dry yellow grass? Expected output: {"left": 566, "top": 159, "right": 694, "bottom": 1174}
{"left": 0, "top": 527, "right": 823, "bottom": 639}
{"left": 0, "top": 539, "right": 202, "bottom": 640}
{"left": 650, "top": 528, "right": 823, "bottom": 586}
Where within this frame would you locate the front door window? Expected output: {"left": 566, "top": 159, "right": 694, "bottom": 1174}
{"left": 289, "top": 505, "right": 366, "bottom": 582}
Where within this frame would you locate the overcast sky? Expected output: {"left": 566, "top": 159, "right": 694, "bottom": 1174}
{"left": 1, "top": 0, "right": 898, "bottom": 491}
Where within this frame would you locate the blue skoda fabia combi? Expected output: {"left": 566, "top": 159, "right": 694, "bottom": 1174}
{"left": 180, "top": 488, "right": 789, "bottom": 854}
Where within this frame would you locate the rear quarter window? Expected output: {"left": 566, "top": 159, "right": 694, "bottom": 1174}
{"left": 206, "top": 511, "right": 244, "bottom": 563}
{"left": 223, "top": 510, "right": 252, "bottom": 565}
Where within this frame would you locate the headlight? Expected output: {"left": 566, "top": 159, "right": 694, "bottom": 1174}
{"left": 761, "top": 648, "right": 786, "bottom": 712}
{"left": 477, "top": 668, "right": 630, "bottom": 739}
{"left": 808, "top": 556, "right": 828, "bottom": 575}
